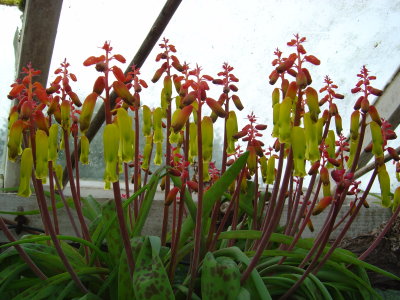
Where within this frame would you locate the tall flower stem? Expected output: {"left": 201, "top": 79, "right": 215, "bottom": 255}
{"left": 48, "top": 161, "right": 59, "bottom": 234}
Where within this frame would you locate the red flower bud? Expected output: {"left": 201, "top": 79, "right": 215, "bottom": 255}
{"left": 269, "top": 70, "right": 279, "bottom": 85}
{"left": 354, "top": 96, "right": 364, "bottom": 110}
{"left": 368, "top": 87, "right": 383, "bottom": 96}
{"left": 287, "top": 69, "right": 297, "bottom": 78}
{"left": 113, "top": 54, "right": 126, "bottom": 63}
{"left": 152, "top": 67, "right": 165, "bottom": 83}
{"left": 320, "top": 166, "right": 330, "bottom": 185}
{"left": 187, "top": 180, "right": 199, "bottom": 192}
{"left": 296, "top": 70, "right": 308, "bottom": 89}
{"left": 93, "top": 76, "right": 106, "bottom": 95}
{"left": 20, "top": 101, "right": 33, "bottom": 120}
{"left": 387, "top": 147, "right": 399, "bottom": 161}
{"left": 83, "top": 55, "right": 105, "bottom": 66}
{"left": 308, "top": 161, "right": 320, "bottom": 175}
{"left": 168, "top": 168, "right": 181, "bottom": 177}
{"left": 276, "top": 58, "right": 295, "bottom": 73}
{"left": 302, "top": 68, "right": 312, "bottom": 85}
{"left": 361, "top": 97, "right": 370, "bottom": 113}
{"left": 255, "top": 124, "right": 267, "bottom": 130}
{"left": 113, "top": 81, "right": 134, "bottom": 105}
{"left": 212, "top": 79, "right": 224, "bottom": 85}
{"left": 68, "top": 91, "right": 82, "bottom": 107}
{"left": 312, "top": 196, "right": 333, "bottom": 215}
{"left": 182, "top": 91, "right": 197, "bottom": 106}
{"left": 368, "top": 105, "right": 381, "bottom": 125}
{"left": 286, "top": 81, "right": 298, "bottom": 100}
{"left": 229, "top": 84, "right": 238, "bottom": 92}
{"left": 231, "top": 95, "right": 244, "bottom": 111}
{"left": 95, "top": 62, "right": 107, "bottom": 72}
{"left": 8, "top": 84, "right": 24, "bottom": 99}
{"left": 112, "top": 66, "right": 126, "bottom": 82}
{"left": 304, "top": 55, "right": 320, "bottom": 65}
{"left": 166, "top": 186, "right": 179, "bottom": 206}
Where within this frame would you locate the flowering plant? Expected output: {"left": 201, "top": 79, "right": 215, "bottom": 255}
{"left": 1, "top": 35, "right": 399, "bottom": 299}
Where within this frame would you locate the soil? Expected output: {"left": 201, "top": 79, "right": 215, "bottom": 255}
{"left": 338, "top": 216, "right": 400, "bottom": 290}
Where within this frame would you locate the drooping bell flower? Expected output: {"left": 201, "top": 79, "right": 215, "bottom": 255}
{"left": 305, "top": 87, "right": 320, "bottom": 122}
{"left": 266, "top": 155, "right": 275, "bottom": 185}
{"left": 335, "top": 114, "right": 342, "bottom": 136}
{"left": 153, "top": 107, "right": 163, "bottom": 143}
{"left": 206, "top": 98, "right": 226, "bottom": 118}
{"left": 8, "top": 108, "right": 19, "bottom": 131}
{"left": 7, "top": 119, "right": 24, "bottom": 162}
{"left": 226, "top": 111, "right": 238, "bottom": 155}
{"left": 18, "top": 148, "right": 33, "bottom": 197}
{"left": 142, "top": 105, "right": 152, "bottom": 137}
{"left": 80, "top": 135, "right": 90, "bottom": 165}
{"left": 103, "top": 124, "right": 120, "bottom": 183}
{"left": 142, "top": 136, "right": 153, "bottom": 170}
{"left": 370, "top": 121, "right": 384, "bottom": 158}
{"left": 189, "top": 122, "right": 198, "bottom": 164}
{"left": 303, "top": 113, "right": 320, "bottom": 162}
{"left": 35, "top": 130, "right": 49, "bottom": 181}
{"left": 278, "top": 97, "right": 292, "bottom": 144}
{"left": 286, "top": 81, "right": 298, "bottom": 100}
{"left": 48, "top": 124, "right": 59, "bottom": 162}
{"left": 93, "top": 76, "right": 106, "bottom": 95}
{"left": 312, "top": 196, "right": 333, "bottom": 215}
{"left": 117, "top": 108, "right": 134, "bottom": 163}
{"left": 79, "top": 92, "right": 98, "bottom": 133}
{"left": 377, "top": 164, "right": 391, "bottom": 207}
{"left": 231, "top": 95, "right": 244, "bottom": 111}
{"left": 291, "top": 126, "right": 306, "bottom": 177}
{"left": 154, "top": 142, "right": 162, "bottom": 165}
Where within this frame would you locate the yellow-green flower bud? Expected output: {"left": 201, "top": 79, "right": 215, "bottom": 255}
{"left": 80, "top": 135, "right": 90, "bottom": 165}
{"left": 171, "top": 105, "right": 193, "bottom": 133}
{"left": 60, "top": 100, "right": 71, "bottom": 131}
{"left": 272, "top": 88, "right": 280, "bottom": 107}
{"left": 117, "top": 108, "right": 134, "bottom": 163}
{"left": 247, "top": 146, "right": 257, "bottom": 176}
{"left": 346, "top": 136, "right": 359, "bottom": 169}
{"left": 35, "top": 130, "right": 48, "bottom": 180}
{"left": 154, "top": 142, "right": 162, "bottom": 165}
{"left": 350, "top": 110, "right": 360, "bottom": 140}
{"left": 153, "top": 107, "right": 163, "bottom": 143}
{"left": 202, "top": 116, "right": 213, "bottom": 163}
{"left": 8, "top": 110, "right": 18, "bottom": 131}
{"left": 160, "top": 88, "right": 168, "bottom": 117}
{"left": 316, "top": 117, "right": 324, "bottom": 144}
{"left": 189, "top": 122, "right": 198, "bottom": 164}
{"left": 260, "top": 155, "right": 268, "bottom": 183}
{"left": 370, "top": 121, "right": 384, "bottom": 158}
{"left": 272, "top": 103, "right": 280, "bottom": 138}
{"left": 163, "top": 75, "right": 173, "bottom": 100}
{"left": 142, "top": 105, "right": 152, "bottom": 137}
{"left": 325, "top": 130, "right": 336, "bottom": 169}
{"left": 305, "top": 87, "right": 320, "bottom": 122}
{"left": 291, "top": 126, "right": 306, "bottom": 177}
{"left": 377, "top": 164, "right": 391, "bottom": 207}
{"left": 203, "top": 161, "right": 211, "bottom": 182}
{"left": 7, "top": 119, "right": 23, "bottom": 162}
{"left": 48, "top": 124, "right": 59, "bottom": 162}
{"left": 18, "top": 148, "right": 33, "bottom": 197}
{"left": 266, "top": 155, "right": 275, "bottom": 184}
{"left": 226, "top": 111, "right": 238, "bottom": 155}
{"left": 322, "top": 181, "right": 331, "bottom": 197}
{"left": 79, "top": 92, "right": 97, "bottom": 133}
{"left": 303, "top": 113, "right": 320, "bottom": 162}
{"left": 335, "top": 114, "right": 342, "bottom": 136}
{"left": 278, "top": 97, "right": 292, "bottom": 144}
{"left": 103, "top": 124, "right": 120, "bottom": 183}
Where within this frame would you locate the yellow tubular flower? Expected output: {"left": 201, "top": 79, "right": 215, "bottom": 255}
{"left": 303, "top": 113, "right": 320, "bottom": 162}
{"left": 153, "top": 107, "right": 163, "bottom": 143}
{"left": 35, "top": 130, "right": 49, "bottom": 181}
{"left": 18, "top": 148, "right": 33, "bottom": 197}
{"left": 142, "top": 105, "right": 152, "bottom": 137}
{"left": 80, "top": 135, "right": 90, "bottom": 165}
{"left": 117, "top": 108, "right": 134, "bottom": 163}
{"left": 377, "top": 164, "right": 391, "bottom": 207}
{"left": 370, "top": 121, "right": 384, "bottom": 158}
{"left": 278, "top": 97, "right": 292, "bottom": 144}
{"left": 291, "top": 126, "right": 306, "bottom": 177}
{"left": 103, "top": 124, "right": 120, "bottom": 183}
{"left": 7, "top": 119, "right": 23, "bottom": 162}
{"left": 189, "top": 122, "right": 198, "bottom": 164}
{"left": 154, "top": 142, "right": 162, "bottom": 165}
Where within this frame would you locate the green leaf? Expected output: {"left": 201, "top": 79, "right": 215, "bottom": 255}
{"left": 132, "top": 237, "right": 175, "bottom": 300}
{"left": 81, "top": 195, "right": 102, "bottom": 221}
{"left": 118, "top": 251, "right": 134, "bottom": 300}
{"left": 132, "top": 168, "right": 163, "bottom": 236}
{"left": 201, "top": 252, "right": 241, "bottom": 300}
{"left": 102, "top": 200, "right": 123, "bottom": 266}
{"left": 213, "top": 247, "right": 272, "bottom": 300}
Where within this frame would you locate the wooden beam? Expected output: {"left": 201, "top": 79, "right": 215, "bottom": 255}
{"left": 4, "top": 0, "right": 62, "bottom": 188}
{"left": 62, "top": 0, "right": 183, "bottom": 186}
{"left": 356, "top": 68, "right": 400, "bottom": 172}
